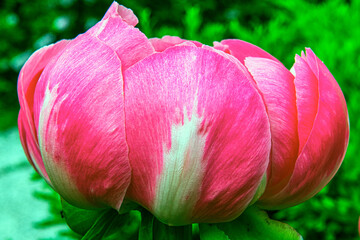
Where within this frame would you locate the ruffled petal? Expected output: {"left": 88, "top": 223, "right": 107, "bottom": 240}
{"left": 102, "top": 1, "right": 139, "bottom": 26}
{"left": 258, "top": 49, "right": 349, "bottom": 209}
{"left": 150, "top": 35, "right": 202, "bottom": 52}
{"left": 33, "top": 34, "right": 131, "bottom": 210}
{"left": 123, "top": 46, "right": 271, "bottom": 225}
{"left": 245, "top": 57, "right": 299, "bottom": 200}
{"left": 17, "top": 40, "right": 70, "bottom": 182}
{"left": 218, "top": 39, "right": 281, "bottom": 65}
{"left": 87, "top": 2, "right": 154, "bottom": 70}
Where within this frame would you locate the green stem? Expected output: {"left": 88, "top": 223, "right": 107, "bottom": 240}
{"left": 139, "top": 209, "right": 154, "bottom": 240}
{"left": 153, "top": 217, "right": 192, "bottom": 240}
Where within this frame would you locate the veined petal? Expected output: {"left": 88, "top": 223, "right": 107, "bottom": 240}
{"left": 259, "top": 49, "right": 349, "bottom": 209}
{"left": 124, "top": 46, "right": 271, "bottom": 225}
{"left": 150, "top": 35, "right": 202, "bottom": 52}
{"left": 87, "top": 2, "right": 154, "bottom": 70}
{"left": 33, "top": 34, "right": 131, "bottom": 210}
{"left": 17, "top": 40, "right": 70, "bottom": 182}
{"left": 245, "top": 57, "right": 299, "bottom": 200}
{"left": 218, "top": 39, "right": 281, "bottom": 65}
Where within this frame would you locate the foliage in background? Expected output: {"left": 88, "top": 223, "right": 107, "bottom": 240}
{"left": 1, "top": 0, "right": 359, "bottom": 239}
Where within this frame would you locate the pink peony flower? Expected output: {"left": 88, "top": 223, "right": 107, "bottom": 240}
{"left": 17, "top": 2, "right": 349, "bottom": 225}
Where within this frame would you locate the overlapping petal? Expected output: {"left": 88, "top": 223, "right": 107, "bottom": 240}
{"left": 123, "top": 45, "right": 271, "bottom": 225}
{"left": 87, "top": 2, "right": 154, "bottom": 70}
{"left": 245, "top": 57, "right": 299, "bottom": 199}
{"left": 33, "top": 34, "right": 131, "bottom": 210}
{"left": 150, "top": 35, "right": 202, "bottom": 52}
{"left": 217, "top": 39, "right": 281, "bottom": 65}
{"left": 257, "top": 49, "right": 349, "bottom": 209}
{"left": 17, "top": 40, "right": 69, "bottom": 182}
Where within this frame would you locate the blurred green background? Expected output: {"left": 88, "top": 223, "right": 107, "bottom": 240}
{"left": 0, "top": 0, "right": 359, "bottom": 239}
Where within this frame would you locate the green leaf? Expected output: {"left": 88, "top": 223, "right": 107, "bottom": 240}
{"left": 81, "top": 210, "right": 118, "bottom": 240}
{"left": 199, "top": 206, "right": 302, "bottom": 240}
{"left": 62, "top": 199, "right": 140, "bottom": 239}
{"left": 102, "top": 210, "right": 141, "bottom": 240}
{"left": 61, "top": 199, "right": 107, "bottom": 235}
{"left": 199, "top": 224, "right": 230, "bottom": 240}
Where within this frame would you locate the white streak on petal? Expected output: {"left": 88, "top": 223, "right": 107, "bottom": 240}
{"left": 153, "top": 103, "right": 207, "bottom": 225}
{"left": 38, "top": 83, "right": 90, "bottom": 207}
{"left": 290, "top": 65, "right": 296, "bottom": 77}
{"left": 94, "top": 19, "right": 109, "bottom": 37}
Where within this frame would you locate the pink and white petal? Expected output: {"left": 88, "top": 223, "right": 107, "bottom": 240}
{"left": 259, "top": 49, "right": 349, "bottom": 209}
{"left": 18, "top": 110, "right": 51, "bottom": 183}
{"left": 87, "top": 5, "right": 154, "bottom": 70}
{"left": 102, "top": 2, "right": 139, "bottom": 26}
{"left": 18, "top": 40, "right": 70, "bottom": 141}
{"left": 33, "top": 35, "right": 131, "bottom": 210}
{"left": 219, "top": 39, "right": 281, "bottom": 65}
{"left": 150, "top": 35, "right": 202, "bottom": 52}
{"left": 244, "top": 57, "right": 299, "bottom": 200}
{"left": 17, "top": 40, "right": 70, "bottom": 183}
{"left": 124, "top": 46, "right": 271, "bottom": 225}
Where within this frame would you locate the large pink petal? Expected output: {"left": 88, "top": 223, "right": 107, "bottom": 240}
{"left": 150, "top": 35, "right": 202, "bottom": 52}
{"left": 218, "top": 39, "right": 281, "bottom": 65}
{"left": 258, "top": 49, "right": 349, "bottom": 209}
{"left": 17, "top": 40, "right": 70, "bottom": 182}
{"left": 123, "top": 46, "right": 271, "bottom": 225}
{"left": 245, "top": 57, "right": 299, "bottom": 200}
{"left": 33, "top": 34, "right": 131, "bottom": 210}
{"left": 87, "top": 2, "right": 154, "bottom": 70}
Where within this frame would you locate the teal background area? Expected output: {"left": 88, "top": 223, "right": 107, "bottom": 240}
{"left": 0, "top": 0, "right": 359, "bottom": 239}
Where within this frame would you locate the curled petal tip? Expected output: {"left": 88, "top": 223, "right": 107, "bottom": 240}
{"left": 150, "top": 36, "right": 202, "bottom": 52}
{"left": 102, "top": 1, "right": 138, "bottom": 26}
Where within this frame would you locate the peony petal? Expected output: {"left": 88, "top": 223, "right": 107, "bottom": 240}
{"left": 219, "top": 39, "right": 281, "bottom": 65}
{"left": 213, "top": 41, "right": 231, "bottom": 54}
{"left": 150, "top": 35, "right": 202, "bottom": 52}
{"left": 87, "top": 2, "right": 154, "bottom": 70}
{"left": 18, "top": 110, "right": 51, "bottom": 184}
{"left": 33, "top": 34, "right": 131, "bottom": 210}
{"left": 102, "top": 1, "right": 139, "bottom": 26}
{"left": 245, "top": 57, "right": 299, "bottom": 200}
{"left": 17, "top": 40, "right": 70, "bottom": 182}
{"left": 292, "top": 53, "right": 319, "bottom": 153}
{"left": 258, "top": 49, "right": 349, "bottom": 209}
{"left": 124, "top": 46, "right": 271, "bottom": 225}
